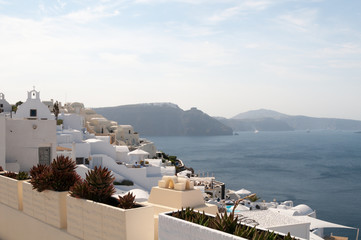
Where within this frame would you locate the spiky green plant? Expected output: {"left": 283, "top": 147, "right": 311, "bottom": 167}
{"left": 209, "top": 212, "right": 239, "bottom": 234}
{"left": 170, "top": 208, "right": 297, "bottom": 240}
{"left": 16, "top": 171, "right": 29, "bottom": 180}
{"left": 172, "top": 208, "right": 211, "bottom": 227}
{"left": 118, "top": 192, "right": 136, "bottom": 209}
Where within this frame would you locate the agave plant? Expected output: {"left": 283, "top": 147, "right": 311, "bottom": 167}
{"left": 172, "top": 208, "right": 211, "bottom": 227}
{"left": 209, "top": 212, "right": 239, "bottom": 234}
{"left": 50, "top": 155, "right": 80, "bottom": 191}
{"left": 118, "top": 192, "right": 136, "bottom": 209}
{"left": 70, "top": 179, "right": 91, "bottom": 200}
{"left": 16, "top": 171, "right": 29, "bottom": 180}
{"left": 30, "top": 156, "right": 80, "bottom": 192}
{"left": 70, "top": 166, "right": 115, "bottom": 204}
{"left": 30, "top": 164, "right": 53, "bottom": 192}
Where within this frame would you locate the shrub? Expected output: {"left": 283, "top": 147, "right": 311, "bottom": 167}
{"left": 30, "top": 164, "right": 52, "bottom": 192}
{"left": 30, "top": 156, "right": 80, "bottom": 192}
{"left": 3, "top": 171, "right": 18, "bottom": 179}
{"left": 118, "top": 192, "right": 136, "bottom": 209}
{"left": 0, "top": 166, "right": 3, "bottom": 171}
{"left": 2, "top": 171, "right": 30, "bottom": 180}
{"left": 114, "top": 179, "right": 134, "bottom": 186}
{"left": 70, "top": 166, "right": 115, "bottom": 204}
{"left": 51, "top": 155, "right": 80, "bottom": 191}
{"left": 17, "top": 171, "right": 29, "bottom": 180}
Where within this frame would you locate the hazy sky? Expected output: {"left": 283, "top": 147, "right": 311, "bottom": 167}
{"left": 1, "top": 0, "right": 361, "bottom": 120}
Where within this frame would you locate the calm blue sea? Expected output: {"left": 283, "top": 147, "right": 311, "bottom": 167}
{"left": 146, "top": 131, "right": 361, "bottom": 239}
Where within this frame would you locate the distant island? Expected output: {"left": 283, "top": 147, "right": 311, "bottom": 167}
{"left": 94, "top": 104, "right": 361, "bottom": 135}
{"left": 93, "top": 103, "right": 233, "bottom": 136}
{"left": 217, "top": 109, "right": 361, "bottom": 132}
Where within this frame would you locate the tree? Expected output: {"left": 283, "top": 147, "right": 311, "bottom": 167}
{"left": 11, "top": 101, "right": 23, "bottom": 112}
{"left": 53, "top": 101, "right": 60, "bottom": 120}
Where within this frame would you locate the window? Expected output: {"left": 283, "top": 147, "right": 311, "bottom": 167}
{"left": 76, "top": 158, "right": 84, "bottom": 165}
{"left": 0, "top": 104, "right": 3, "bottom": 107}
{"left": 30, "top": 109, "right": 37, "bottom": 117}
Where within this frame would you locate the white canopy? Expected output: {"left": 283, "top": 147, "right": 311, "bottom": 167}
{"left": 235, "top": 188, "right": 251, "bottom": 195}
{"left": 128, "top": 149, "right": 149, "bottom": 156}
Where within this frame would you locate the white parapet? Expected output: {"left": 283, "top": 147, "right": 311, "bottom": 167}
{"left": 22, "top": 181, "right": 67, "bottom": 229}
{"left": 67, "top": 195, "right": 154, "bottom": 240}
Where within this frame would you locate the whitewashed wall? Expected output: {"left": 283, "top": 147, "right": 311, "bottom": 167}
{"left": 100, "top": 154, "right": 161, "bottom": 191}
{"left": 139, "top": 142, "right": 157, "bottom": 158}
{"left": 59, "top": 114, "right": 84, "bottom": 131}
{"left": 14, "top": 91, "right": 54, "bottom": 120}
{"left": 5, "top": 119, "right": 56, "bottom": 171}
{"left": 86, "top": 139, "right": 116, "bottom": 160}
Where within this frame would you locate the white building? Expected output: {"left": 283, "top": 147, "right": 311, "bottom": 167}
{"left": 115, "top": 125, "right": 140, "bottom": 146}
{"left": 0, "top": 89, "right": 56, "bottom": 171}
{"left": 0, "top": 93, "right": 12, "bottom": 114}
{"left": 14, "top": 89, "right": 54, "bottom": 120}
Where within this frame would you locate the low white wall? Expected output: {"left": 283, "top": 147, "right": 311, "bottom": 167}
{"left": 158, "top": 212, "right": 244, "bottom": 240}
{"left": 0, "top": 202, "right": 78, "bottom": 240}
{"left": 270, "top": 222, "right": 310, "bottom": 240}
{"left": 86, "top": 139, "right": 116, "bottom": 160}
{"left": 146, "top": 166, "right": 161, "bottom": 177}
{"left": 99, "top": 154, "right": 161, "bottom": 191}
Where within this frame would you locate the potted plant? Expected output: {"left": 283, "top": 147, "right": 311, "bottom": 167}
{"left": 159, "top": 195, "right": 300, "bottom": 240}
{"left": 22, "top": 155, "right": 80, "bottom": 229}
{"left": 159, "top": 207, "right": 298, "bottom": 240}
{"left": 0, "top": 171, "right": 29, "bottom": 210}
{"left": 67, "top": 166, "right": 154, "bottom": 240}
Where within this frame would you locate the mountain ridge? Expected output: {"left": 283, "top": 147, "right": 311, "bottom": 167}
{"left": 93, "top": 103, "right": 233, "bottom": 136}
{"left": 221, "top": 109, "right": 361, "bottom": 131}
{"left": 94, "top": 104, "right": 361, "bottom": 134}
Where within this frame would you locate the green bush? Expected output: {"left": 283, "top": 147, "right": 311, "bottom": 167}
{"left": 114, "top": 179, "right": 134, "bottom": 186}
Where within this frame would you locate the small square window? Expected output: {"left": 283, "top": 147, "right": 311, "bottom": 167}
{"left": 30, "top": 109, "right": 37, "bottom": 117}
{"left": 0, "top": 104, "right": 3, "bottom": 108}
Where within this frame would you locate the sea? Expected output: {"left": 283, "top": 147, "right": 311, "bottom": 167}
{"left": 146, "top": 131, "right": 361, "bottom": 239}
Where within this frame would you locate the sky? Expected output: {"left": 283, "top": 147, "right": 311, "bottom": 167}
{"left": 1, "top": 0, "right": 361, "bottom": 120}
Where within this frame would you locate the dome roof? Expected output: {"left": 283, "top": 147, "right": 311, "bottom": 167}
{"left": 291, "top": 204, "right": 314, "bottom": 216}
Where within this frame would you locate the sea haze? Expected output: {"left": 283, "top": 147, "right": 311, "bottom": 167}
{"left": 147, "top": 131, "right": 361, "bottom": 239}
